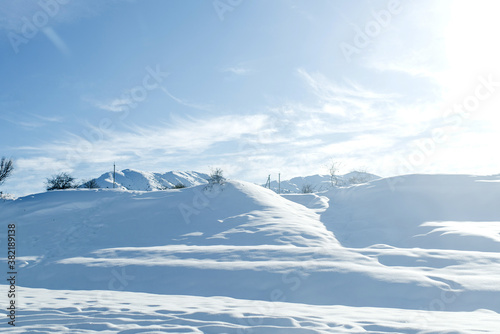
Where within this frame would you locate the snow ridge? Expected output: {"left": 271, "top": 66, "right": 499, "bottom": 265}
{"left": 267, "top": 171, "right": 380, "bottom": 193}
{"left": 89, "top": 169, "right": 209, "bottom": 190}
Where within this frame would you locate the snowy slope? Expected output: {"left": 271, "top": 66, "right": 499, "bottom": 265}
{"left": 1, "top": 174, "right": 500, "bottom": 333}
{"left": 9, "top": 287, "right": 500, "bottom": 334}
{"left": 267, "top": 171, "right": 380, "bottom": 193}
{"left": 321, "top": 174, "right": 500, "bottom": 251}
{"left": 88, "top": 169, "right": 209, "bottom": 190}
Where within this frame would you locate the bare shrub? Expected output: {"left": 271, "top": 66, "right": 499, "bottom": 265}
{"left": 0, "top": 157, "right": 14, "bottom": 186}
{"left": 301, "top": 184, "right": 314, "bottom": 193}
{"left": 46, "top": 172, "right": 77, "bottom": 191}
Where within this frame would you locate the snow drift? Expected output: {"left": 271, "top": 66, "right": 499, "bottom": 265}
{"left": 1, "top": 174, "right": 500, "bottom": 333}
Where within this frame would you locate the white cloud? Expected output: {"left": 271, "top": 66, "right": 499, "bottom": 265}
{"left": 93, "top": 98, "right": 132, "bottom": 112}
{"left": 16, "top": 156, "right": 67, "bottom": 172}
{"left": 159, "top": 87, "right": 211, "bottom": 111}
{"left": 27, "top": 113, "right": 270, "bottom": 168}
{"left": 297, "top": 68, "right": 398, "bottom": 102}
{"left": 367, "top": 60, "right": 438, "bottom": 79}
{"left": 1, "top": 156, "right": 74, "bottom": 196}
{"left": 29, "top": 113, "right": 64, "bottom": 123}
{"left": 222, "top": 66, "right": 253, "bottom": 76}
{"left": 0, "top": 112, "right": 63, "bottom": 128}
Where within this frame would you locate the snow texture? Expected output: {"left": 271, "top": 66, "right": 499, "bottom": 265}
{"left": 1, "top": 173, "right": 500, "bottom": 333}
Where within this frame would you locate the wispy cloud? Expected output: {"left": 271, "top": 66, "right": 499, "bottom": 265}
{"left": 29, "top": 113, "right": 64, "bottom": 123}
{"left": 295, "top": 68, "right": 394, "bottom": 129}
{"left": 296, "top": 68, "right": 444, "bottom": 130}
{"left": 89, "top": 86, "right": 211, "bottom": 113}
{"left": 367, "top": 59, "right": 438, "bottom": 79}
{"left": 159, "top": 87, "right": 211, "bottom": 111}
{"left": 0, "top": 112, "right": 64, "bottom": 128}
{"left": 23, "top": 113, "right": 270, "bottom": 167}
{"left": 11, "top": 67, "right": 451, "bottom": 196}
{"left": 16, "top": 156, "right": 67, "bottom": 172}
{"left": 297, "top": 68, "right": 398, "bottom": 103}
{"left": 42, "top": 27, "right": 71, "bottom": 56}
{"left": 222, "top": 66, "right": 253, "bottom": 76}
{"left": 6, "top": 113, "right": 276, "bottom": 195}
{"left": 90, "top": 97, "right": 132, "bottom": 112}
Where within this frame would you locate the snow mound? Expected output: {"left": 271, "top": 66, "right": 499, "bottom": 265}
{"left": 88, "top": 169, "right": 209, "bottom": 190}
{"left": 7, "top": 180, "right": 337, "bottom": 251}
{"left": 2, "top": 174, "right": 500, "bottom": 332}
{"left": 1, "top": 180, "right": 343, "bottom": 296}
{"left": 321, "top": 174, "right": 500, "bottom": 251}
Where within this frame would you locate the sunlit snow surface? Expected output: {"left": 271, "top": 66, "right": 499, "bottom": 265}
{"left": 90, "top": 169, "right": 210, "bottom": 190}
{"left": 1, "top": 174, "right": 500, "bottom": 333}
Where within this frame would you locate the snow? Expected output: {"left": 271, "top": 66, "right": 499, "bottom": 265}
{"left": 267, "top": 171, "right": 380, "bottom": 193}
{"left": 8, "top": 287, "right": 500, "bottom": 334}
{"left": 1, "top": 173, "right": 500, "bottom": 332}
{"left": 87, "top": 169, "right": 210, "bottom": 190}
{"left": 321, "top": 174, "right": 500, "bottom": 251}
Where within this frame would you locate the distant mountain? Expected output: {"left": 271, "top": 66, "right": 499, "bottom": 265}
{"left": 84, "top": 169, "right": 209, "bottom": 191}
{"left": 82, "top": 169, "right": 378, "bottom": 193}
{"left": 266, "top": 171, "right": 380, "bottom": 193}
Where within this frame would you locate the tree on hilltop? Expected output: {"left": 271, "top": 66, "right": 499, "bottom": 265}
{"left": 46, "top": 172, "right": 77, "bottom": 191}
{"left": 0, "top": 157, "right": 14, "bottom": 186}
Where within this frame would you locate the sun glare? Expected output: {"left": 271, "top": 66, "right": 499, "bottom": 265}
{"left": 444, "top": 1, "right": 500, "bottom": 84}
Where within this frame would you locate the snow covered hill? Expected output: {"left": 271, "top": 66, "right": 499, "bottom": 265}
{"left": 267, "top": 171, "right": 380, "bottom": 193}
{"left": 85, "top": 169, "right": 379, "bottom": 193}
{"left": 321, "top": 174, "right": 500, "bottom": 251}
{"left": 86, "top": 169, "right": 209, "bottom": 190}
{"left": 2, "top": 174, "right": 500, "bottom": 333}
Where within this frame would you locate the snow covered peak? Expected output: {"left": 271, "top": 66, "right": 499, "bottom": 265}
{"left": 89, "top": 169, "right": 210, "bottom": 191}
{"left": 267, "top": 171, "right": 380, "bottom": 193}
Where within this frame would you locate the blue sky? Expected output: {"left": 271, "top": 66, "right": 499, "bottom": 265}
{"left": 1, "top": 0, "right": 500, "bottom": 196}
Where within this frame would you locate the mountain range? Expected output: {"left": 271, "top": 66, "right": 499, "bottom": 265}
{"left": 84, "top": 168, "right": 380, "bottom": 193}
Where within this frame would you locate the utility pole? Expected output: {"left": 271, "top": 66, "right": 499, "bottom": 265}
{"left": 113, "top": 162, "right": 116, "bottom": 188}
{"left": 265, "top": 175, "right": 271, "bottom": 189}
{"left": 278, "top": 173, "right": 281, "bottom": 194}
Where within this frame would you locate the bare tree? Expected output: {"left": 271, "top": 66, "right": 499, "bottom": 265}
{"left": 0, "top": 157, "right": 14, "bottom": 186}
{"left": 327, "top": 160, "right": 342, "bottom": 187}
{"left": 205, "top": 167, "right": 226, "bottom": 190}
{"left": 46, "top": 172, "right": 77, "bottom": 191}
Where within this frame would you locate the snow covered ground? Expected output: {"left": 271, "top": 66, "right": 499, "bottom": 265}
{"left": 1, "top": 174, "right": 500, "bottom": 332}
{"left": 266, "top": 171, "right": 379, "bottom": 193}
